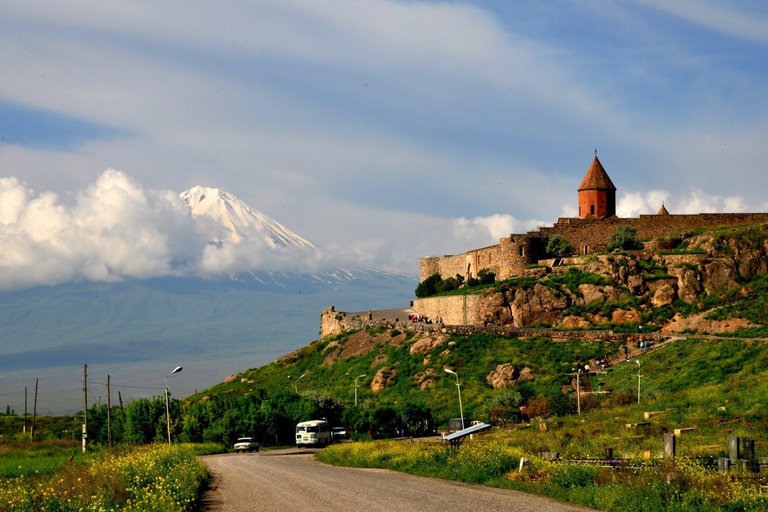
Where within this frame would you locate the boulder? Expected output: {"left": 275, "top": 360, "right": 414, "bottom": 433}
{"left": 651, "top": 285, "right": 676, "bottom": 307}
{"left": 612, "top": 308, "right": 641, "bottom": 324}
{"left": 224, "top": 374, "right": 237, "bottom": 384}
{"left": 737, "top": 250, "right": 767, "bottom": 278}
{"left": 409, "top": 335, "right": 445, "bottom": 355}
{"left": 587, "top": 313, "right": 610, "bottom": 325}
{"left": 486, "top": 363, "right": 519, "bottom": 389}
{"left": 559, "top": 315, "right": 592, "bottom": 329}
{"left": 670, "top": 267, "right": 701, "bottom": 304}
{"left": 579, "top": 284, "right": 605, "bottom": 305}
{"left": 370, "top": 367, "right": 397, "bottom": 393}
{"left": 627, "top": 274, "right": 645, "bottom": 292}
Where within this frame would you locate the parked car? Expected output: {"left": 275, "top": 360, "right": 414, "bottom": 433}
{"left": 331, "top": 427, "right": 350, "bottom": 442}
{"left": 234, "top": 437, "right": 260, "bottom": 453}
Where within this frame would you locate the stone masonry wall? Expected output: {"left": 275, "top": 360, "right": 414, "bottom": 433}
{"left": 412, "top": 295, "right": 486, "bottom": 325}
{"left": 320, "top": 305, "right": 660, "bottom": 343}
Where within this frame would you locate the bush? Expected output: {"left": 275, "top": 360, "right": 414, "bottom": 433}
{"left": 478, "top": 268, "right": 496, "bottom": 285}
{"left": 544, "top": 235, "right": 573, "bottom": 258}
{"left": 415, "top": 273, "right": 442, "bottom": 298}
{"left": 607, "top": 226, "right": 643, "bottom": 251}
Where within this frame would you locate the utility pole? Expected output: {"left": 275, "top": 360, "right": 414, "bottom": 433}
{"left": 107, "top": 374, "right": 112, "bottom": 446}
{"left": 30, "top": 378, "right": 38, "bottom": 441}
{"left": 23, "top": 386, "right": 27, "bottom": 434}
{"left": 83, "top": 364, "right": 88, "bottom": 453}
{"left": 118, "top": 391, "right": 126, "bottom": 422}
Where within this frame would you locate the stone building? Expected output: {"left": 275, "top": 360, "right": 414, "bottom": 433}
{"left": 420, "top": 156, "right": 768, "bottom": 283}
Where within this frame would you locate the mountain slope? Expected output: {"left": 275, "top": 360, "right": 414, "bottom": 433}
{"left": 180, "top": 186, "right": 317, "bottom": 249}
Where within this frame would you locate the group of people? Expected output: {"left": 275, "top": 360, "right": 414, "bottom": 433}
{"left": 639, "top": 339, "right": 650, "bottom": 353}
{"left": 595, "top": 356, "right": 610, "bottom": 370}
{"left": 408, "top": 314, "right": 443, "bottom": 324}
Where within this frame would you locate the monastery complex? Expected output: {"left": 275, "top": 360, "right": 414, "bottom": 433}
{"left": 419, "top": 156, "right": 768, "bottom": 284}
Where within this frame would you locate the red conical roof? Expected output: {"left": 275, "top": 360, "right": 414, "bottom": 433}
{"left": 578, "top": 156, "right": 616, "bottom": 191}
{"left": 657, "top": 203, "right": 670, "bottom": 215}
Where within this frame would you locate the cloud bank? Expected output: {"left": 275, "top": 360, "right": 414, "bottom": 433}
{"left": 0, "top": 169, "right": 765, "bottom": 291}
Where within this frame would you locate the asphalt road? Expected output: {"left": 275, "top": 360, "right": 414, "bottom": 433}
{"left": 201, "top": 449, "right": 592, "bottom": 512}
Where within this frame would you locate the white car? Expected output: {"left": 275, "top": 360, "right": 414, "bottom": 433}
{"left": 234, "top": 437, "right": 260, "bottom": 453}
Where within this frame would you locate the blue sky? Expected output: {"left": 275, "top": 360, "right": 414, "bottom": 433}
{"left": 2, "top": 0, "right": 768, "bottom": 279}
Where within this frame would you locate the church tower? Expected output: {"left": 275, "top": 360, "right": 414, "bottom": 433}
{"left": 578, "top": 155, "right": 616, "bottom": 219}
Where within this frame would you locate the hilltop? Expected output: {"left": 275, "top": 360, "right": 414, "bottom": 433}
{"left": 181, "top": 222, "right": 768, "bottom": 450}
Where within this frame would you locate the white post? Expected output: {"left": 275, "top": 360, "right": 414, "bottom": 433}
{"left": 445, "top": 369, "right": 464, "bottom": 430}
{"left": 576, "top": 370, "right": 581, "bottom": 415}
{"left": 635, "top": 360, "right": 642, "bottom": 404}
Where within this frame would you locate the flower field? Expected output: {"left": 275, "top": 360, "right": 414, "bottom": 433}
{"left": 0, "top": 444, "right": 211, "bottom": 511}
{"left": 318, "top": 438, "right": 768, "bottom": 511}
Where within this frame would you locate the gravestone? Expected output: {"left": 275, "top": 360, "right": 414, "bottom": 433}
{"left": 729, "top": 435, "right": 740, "bottom": 464}
{"left": 663, "top": 433, "right": 676, "bottom": 459}
{"left": 719, "top": 457, "right": 731, "bottom": 473}
{"left": 743, "top": 438, "right": 755, "bottom": 460}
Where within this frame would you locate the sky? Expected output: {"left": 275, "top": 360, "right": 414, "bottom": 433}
{"left": 2, "top": 0, "right": 768, "bottom": 286}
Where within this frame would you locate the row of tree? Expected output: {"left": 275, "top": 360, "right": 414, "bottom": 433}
{"left": 84, "top": 390, "right": 436, "bottom": 447}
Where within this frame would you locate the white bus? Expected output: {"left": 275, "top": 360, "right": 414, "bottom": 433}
{"left": 295, "top": 419, "right": 332, "bottom": 447}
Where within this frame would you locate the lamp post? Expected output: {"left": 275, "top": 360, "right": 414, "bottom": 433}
{"left": 288, "top": 372, "right": 308, "bottom": 394}
{"left": 346, "top": 372, "right": 366, "bottom": 407}
{"left": 444, "top": 368, "right": 464, "bottom": 430}
{"left": 572, "top": 367, "right": 581, "bottom": 415}
{"left": 165, "top": 366, "right": 182, "bottom": 445}
{"left": 635, "top": 360, "right": 642, "bottom": 404}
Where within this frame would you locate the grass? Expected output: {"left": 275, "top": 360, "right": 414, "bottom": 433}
{"left": 0, "top": 443, "right": 214, "bottom": 511}
{"left": 315, "top": 336, "right": 768, "bottom": 510}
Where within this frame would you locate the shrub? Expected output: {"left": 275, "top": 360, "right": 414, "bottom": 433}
{"left": 478, "top": 268, "right": 496, "bottom": 285}
{"left": 544, "top": 235, "right": 573, "bottom": 258}
{"left": 415, "top": 273, "right": 442, "bottom": 298}
{"left": 607, "top": 226, "right": 643, "bottom": 251}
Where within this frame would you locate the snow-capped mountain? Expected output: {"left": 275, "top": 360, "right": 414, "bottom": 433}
{"left": 180, "top": 186, "right": 317, "bottom": 250}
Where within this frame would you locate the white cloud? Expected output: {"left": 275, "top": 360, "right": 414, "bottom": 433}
{"left": 635, "top": 0, "right": 768, "bottom": 45}
{"left": 617, "top": 187, "right": 761, "bottom": 218}
{"left": 452, "top": 214, "right": 547, "bottom": 247}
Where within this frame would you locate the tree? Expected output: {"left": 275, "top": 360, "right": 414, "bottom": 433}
{"left": 415, "top": 273, "right": 443, "bottom": 298}
{"left": 544, "top": 235, "right": 573, "bottom": 257}
{"left": 607, "top": 226, "right": 643, "bottom": 251}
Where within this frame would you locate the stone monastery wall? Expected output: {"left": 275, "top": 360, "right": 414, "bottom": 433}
{"left": 419, "top": 212, "right": 768, "bottom": 283}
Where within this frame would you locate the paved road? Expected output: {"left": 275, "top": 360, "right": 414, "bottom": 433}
{"left": 201, "top": 449, "right": 592, "bottom": 512}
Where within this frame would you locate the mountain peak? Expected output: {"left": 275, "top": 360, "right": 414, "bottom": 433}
{"left": 180, "top": 186, "right": 317, "bottom": 250}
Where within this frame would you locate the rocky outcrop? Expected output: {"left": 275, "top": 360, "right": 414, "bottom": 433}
{"left": 486, "top": 364, "right": 519, "bottom": 389}
{"left": 409, "top": 334, "right": 446, "bottom": 355}
{"left": 702, "top": 260, "right": 738, "bottom": 294}
{"left": 512, "top": 284, "right": 569, "bottom": 327}
{"left": 612, "top": 308, "right": 641, "bottom": 324}
{"left": 559, "top": 316, "right": 592, "bottom": 329}
{"left": 486, "top": 364, "right": 536, "bottom": 389}
{"left": 371, "top": 367, "right": 397, "bottom": 393}
{"left": 651, "top": 285, "right": 676, "bottom": 307}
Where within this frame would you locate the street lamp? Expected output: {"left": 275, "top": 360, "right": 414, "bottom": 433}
{"left": 571, "top": 367, "right": 582, "bottom": 415}
{"left": 635, "top": 360, "right": 642, "bottom": 404}
{"left": 346, "top": 372, "right": 366, "bottom": 407}
{"left": 165, "top": 366, "right": 182, "bottom": 445}
{"left": 444, "top": 368, "right": 464, "bottom": 430}
{"left": 288, "top": 372, "right": 307, "bottom": 394}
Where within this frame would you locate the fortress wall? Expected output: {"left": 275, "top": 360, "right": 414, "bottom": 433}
{"left": 420, "top": 213, "right": 768, "bottom": 283}
{"left": 419, "top": 245, "right": 501, "bottom": 282}
{"left": 549, "top": 213, "right": 768, "bottom": 255}
{"left": 413, "top": 295, "right": 485, "bottom": 326}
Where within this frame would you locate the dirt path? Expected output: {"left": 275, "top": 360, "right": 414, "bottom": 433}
{"left": 201, "top": 449, "right": 593, "bottom": 512}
